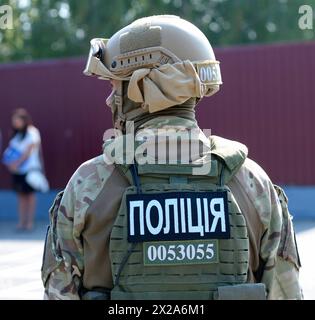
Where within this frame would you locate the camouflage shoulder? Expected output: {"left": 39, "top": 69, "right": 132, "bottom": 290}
{"left": 66, "top": 155, "right": 115, "bottom": 194}
{"left": 61, "top": 155, "right": 115, "bottom": 231}
{"left": 233, "top": 158, "right": 281, "bottom": 228}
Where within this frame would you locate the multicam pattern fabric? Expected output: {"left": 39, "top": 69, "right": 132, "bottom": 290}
{"left": 232, "top": 159, "right": 302, "bottom": 299}
{"left": 42, "top": 117, "right": 303, "bottom": 300}
{"left": 42, "top": 156, "right": 114, "bottom": 300}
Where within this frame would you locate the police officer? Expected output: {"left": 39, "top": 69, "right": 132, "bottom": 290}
{"left": 42, "top": 15, "right": 302, "bottom": 300}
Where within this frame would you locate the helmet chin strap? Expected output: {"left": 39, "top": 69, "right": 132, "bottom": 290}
{"left": 113, "top": 81, "right": 125, "bottom": 131}
{"left": 112, "top": 81, "right": 149, "bottom": 134}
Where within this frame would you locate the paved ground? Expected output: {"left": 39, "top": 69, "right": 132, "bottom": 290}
{"left": 0, "top": 221, "right": 47, "bottom": 300}
{"left": 0, "top": 219, "right": 314, "bottom": 300}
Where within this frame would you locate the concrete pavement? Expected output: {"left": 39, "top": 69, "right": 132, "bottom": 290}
{"left": 294, "top": 220, "right": 315, "bottom": 300}
{"left": 0, "top": 221, "right": 47, "bottom": 300}
{"left": 0, "top": 220, "right": 314, "bottom": 300}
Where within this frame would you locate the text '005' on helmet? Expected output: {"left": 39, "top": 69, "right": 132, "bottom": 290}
{"left": 84, "top": 15, "right": 223, "bottom": 113}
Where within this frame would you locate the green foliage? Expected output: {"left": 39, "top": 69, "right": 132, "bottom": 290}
{"left": 0, "top": 0, "right": 314, "bottom": 63}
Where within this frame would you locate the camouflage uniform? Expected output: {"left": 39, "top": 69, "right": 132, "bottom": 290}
{"left": 42, "top": 117, "right": 302, "bottom": 300}
{"left": 42, "top": 15, "right": 302, "bottom": 300}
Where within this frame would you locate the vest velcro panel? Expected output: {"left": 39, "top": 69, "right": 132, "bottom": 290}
{"left": 110, "top": 181, "right": 249, "bottom": 300}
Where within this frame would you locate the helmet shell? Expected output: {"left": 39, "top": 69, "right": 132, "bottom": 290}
{"left": 104, "top": 15, "right": 217, "bottom": 74}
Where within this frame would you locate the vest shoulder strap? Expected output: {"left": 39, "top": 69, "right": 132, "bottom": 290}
{"left": 210, "top": 135, "right": 248, "bottom": 183}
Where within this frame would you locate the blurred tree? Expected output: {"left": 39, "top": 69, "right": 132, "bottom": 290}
{"left": 0, "top": 0, "right": 314, "bottom": 63}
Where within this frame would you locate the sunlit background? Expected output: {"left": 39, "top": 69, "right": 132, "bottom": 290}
{"left": 0, "top": 0, "right": 315, "bottom": 63}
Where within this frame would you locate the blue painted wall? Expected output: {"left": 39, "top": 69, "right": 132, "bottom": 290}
{"left": 0, "top": 190, "right": 60, "bottom": 222}
{"left": 0, "top": 187, "right": 314, "bottom": 222}
{"left": 281, "top": 186, "right": 315, "bottom": 220}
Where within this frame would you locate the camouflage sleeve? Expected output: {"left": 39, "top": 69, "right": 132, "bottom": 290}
{"left": 266, "top": 185, "right": 302, "bottom": 299}
{"left": 236, "top": 159, "right": 302, "bottom": 299}
{"left": 41, "top": 178, "right": 84, "bottom": 300}
{"left": 41, "top": 155, "right": 114, "bottom": 300}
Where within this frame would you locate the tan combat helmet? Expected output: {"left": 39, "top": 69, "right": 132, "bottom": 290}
{"left": 84, "top": 15, "right": 222, "bottom": 129}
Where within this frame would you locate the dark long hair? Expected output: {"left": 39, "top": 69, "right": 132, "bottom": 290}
{"left": 12, "top": 108, "right": 33, "bottom": 140}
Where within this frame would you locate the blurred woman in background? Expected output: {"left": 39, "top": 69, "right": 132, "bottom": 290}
{"left": 4, "top": 109, "right": 42, "bottom": 231}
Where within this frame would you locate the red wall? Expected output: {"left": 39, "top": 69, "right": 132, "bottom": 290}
{"left": 1, "top": 41, "right": 314, "bottom": 188}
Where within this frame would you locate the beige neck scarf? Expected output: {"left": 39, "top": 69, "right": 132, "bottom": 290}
{"left": 127, "top": 60, "right": 208, "bottom": 113}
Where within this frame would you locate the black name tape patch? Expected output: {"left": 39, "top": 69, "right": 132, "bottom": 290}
{"left": 127, "top": 191, "right": 230, "bottom": 243}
